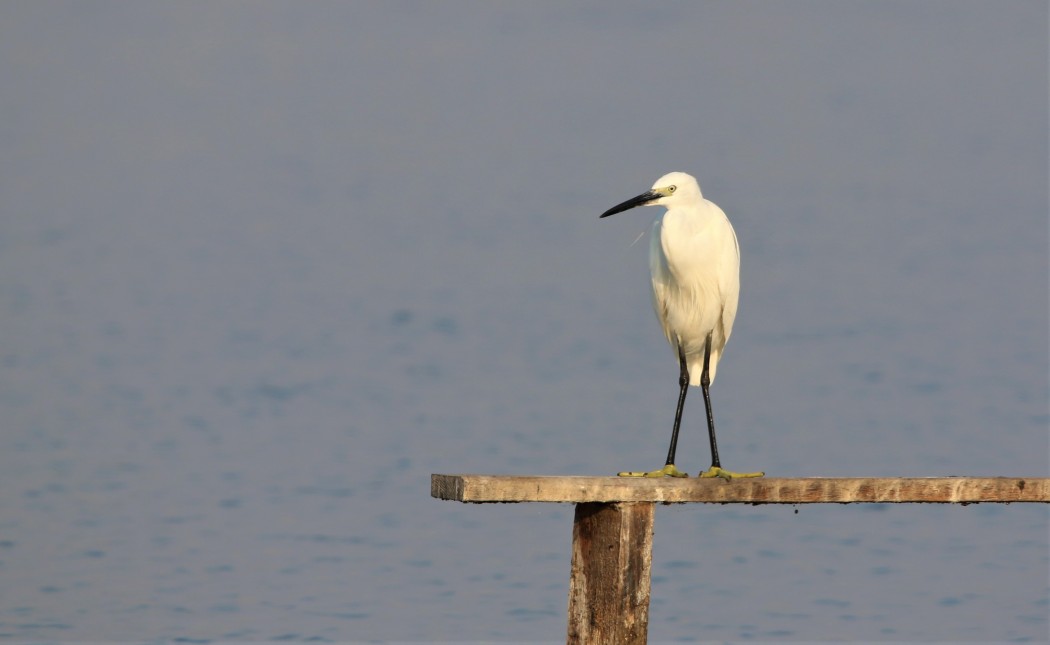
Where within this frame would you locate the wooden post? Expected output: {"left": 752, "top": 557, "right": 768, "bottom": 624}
{"left": 432, "top": 475, "right": 1050, "bottom": 643}
{"left": 567, "top": 502, "right": 654, "bottom": 645}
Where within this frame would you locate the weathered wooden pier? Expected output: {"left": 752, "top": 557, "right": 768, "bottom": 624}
{"left": 431, "top": 474, "right": 1050, "bottom": 644}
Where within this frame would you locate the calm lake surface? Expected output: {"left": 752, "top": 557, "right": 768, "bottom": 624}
{"left": 1, "top": 3, "right": 1047, "bottom": 642}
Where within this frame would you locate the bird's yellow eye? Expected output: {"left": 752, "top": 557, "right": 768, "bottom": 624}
{"left": 668, "top": 185, "right": 676, "bottom": 193}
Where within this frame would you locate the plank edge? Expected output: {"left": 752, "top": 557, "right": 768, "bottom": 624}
{"left": 430, "top": 474, "right": 1050, "bottom": 504}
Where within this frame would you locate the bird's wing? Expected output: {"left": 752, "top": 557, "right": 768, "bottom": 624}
{"left": 648, "top": 217, "right": 678, "bottom": 349}
{"left": 716, "top": 213, "right": 741, "bottom": 344}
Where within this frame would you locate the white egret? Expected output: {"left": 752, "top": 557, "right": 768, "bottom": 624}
{"left": 600, "top": 172, "right": 763, "bottom": 479}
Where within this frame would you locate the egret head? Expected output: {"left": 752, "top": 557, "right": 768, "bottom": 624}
{"left": 599, "top": 171, "right": 702, "bottom": 219}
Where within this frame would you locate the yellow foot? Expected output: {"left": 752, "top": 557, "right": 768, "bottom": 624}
{"left": 698, "top": 466, "right": 765, "bottom": 480}
{"left": 618, "top": 464, "right": 688, "bottom": 478}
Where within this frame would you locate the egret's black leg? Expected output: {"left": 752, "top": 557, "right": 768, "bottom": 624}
{"left": 699, "top": 334, "right": 722, "bottom": 469}
{"left": 664, "top": 344, "right": 690, "bottom": 467}
{"left": 617, "top": 345, "right": 689, "bottom": 477}
{"left": 697, "top": 334, "right": 764, "bottom": 479}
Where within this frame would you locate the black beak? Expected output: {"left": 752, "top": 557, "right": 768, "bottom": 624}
{"left": 599, "top": 190, "right": 660, "bottom": 218}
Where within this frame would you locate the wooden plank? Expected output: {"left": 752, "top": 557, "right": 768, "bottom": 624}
{"left": 567, "top": 502, "right": 653, "bottom": 645}
{"left": 432, "top": 474, "right": 1050, "bottom": 504}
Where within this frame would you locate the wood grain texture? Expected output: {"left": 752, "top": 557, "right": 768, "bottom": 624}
{"left": 567, "top": 502, "right": 653, "bottom": 645}
{"left": 432, "top": 474, "right": 1049, "bottom": 504}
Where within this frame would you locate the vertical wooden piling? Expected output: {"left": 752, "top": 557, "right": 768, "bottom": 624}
{"left": 567, "top": 501, "right": 655, "bottom": 644}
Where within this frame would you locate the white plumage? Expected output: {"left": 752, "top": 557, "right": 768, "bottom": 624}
{"left": 645, "top": 172, "right": 739, "bottom": 386}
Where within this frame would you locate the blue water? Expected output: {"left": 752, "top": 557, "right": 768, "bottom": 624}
{"left": 1, "top": 3, "right": 1047, "bottom": 642}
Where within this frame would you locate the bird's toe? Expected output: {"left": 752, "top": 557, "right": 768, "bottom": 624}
{"left": 698, "top": 466, "right": 765, "bottom": 480}
{"left": 617, "top": 464, "right": 688, "bottom": 478}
